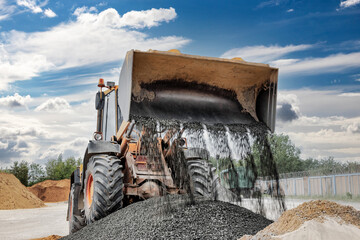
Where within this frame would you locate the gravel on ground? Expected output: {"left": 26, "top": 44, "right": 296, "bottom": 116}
{"left": 63, "top": 195, "right": 273, "bottom": 240}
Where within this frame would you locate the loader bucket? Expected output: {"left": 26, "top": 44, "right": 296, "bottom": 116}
{"left": 118, "top": 50, "right": 278, "bottom": 132}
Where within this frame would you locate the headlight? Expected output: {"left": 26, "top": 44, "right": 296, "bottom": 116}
{"left": 93, "top": 132, "right": 103, "bottom": 141}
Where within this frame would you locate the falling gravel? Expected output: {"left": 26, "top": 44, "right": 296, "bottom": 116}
{"left": 63, "top": 195, "right": 272, "bottom": 240}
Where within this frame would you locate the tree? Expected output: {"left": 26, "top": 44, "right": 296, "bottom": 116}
{"left": 28, "top": 163, "right": 46, "bottom": 186}
{"left": 46, "top": 154, "right": 80, "bottom": 180}
{"left": 253, "top": 133, "right": 303, "bottom": 174}
{"left": 10, "top": 161, "right": 29, "bottom": 186}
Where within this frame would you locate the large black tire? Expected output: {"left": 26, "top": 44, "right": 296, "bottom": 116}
{"left": 187, "top": 159, "right": 220, "bottom": 200}
{"left": 68, "top": 184, "right": 86, "bottom": 234}
{"left": 83, "top": 155, "right": 123, "bottom": 224}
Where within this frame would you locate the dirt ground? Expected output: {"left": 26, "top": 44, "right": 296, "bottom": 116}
{"left": 0, "top": 202, "right": 68, "bottom": 240}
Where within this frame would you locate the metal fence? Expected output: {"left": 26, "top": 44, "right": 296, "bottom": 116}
{"left": 258, "top": 173, "right": 360, "bottom": 196}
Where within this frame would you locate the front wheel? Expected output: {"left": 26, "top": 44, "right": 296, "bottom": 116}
{"left": 83, "top": 155, "right": 124, "bottom": 224}
{"left": 68, "top": 183, "right": 85, "bottom": 234}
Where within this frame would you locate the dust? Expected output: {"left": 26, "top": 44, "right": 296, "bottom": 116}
{"left": 131, "top": 115, "right": 285, "bottom": 216}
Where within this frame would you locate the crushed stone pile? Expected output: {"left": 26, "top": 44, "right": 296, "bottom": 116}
{"left": 63, "top": 195, "right": 273, "bottom": 240}
{"left": 29, "top": 179, "right": 70, "bottom": 202}
{"left": 241, "top": 200, "right": 360, "bottom": 240}
{"left": 0, "top": 173, "right": 45, "bottom": 210}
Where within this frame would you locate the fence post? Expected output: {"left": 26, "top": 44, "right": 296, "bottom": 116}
{"left": 333, "top": 175, "right": 337, "bottom": 195}
{"left": 308, "top": 177, "right": 311, "bottom": 196}
{"left": 348, "top": 175, "right": 351, "bottom": 194}
{"left": 294, "top": 179, "right": 297, "bottom": 196}
{"left": 320, "top": 177, "right": 323, "bottom": 196}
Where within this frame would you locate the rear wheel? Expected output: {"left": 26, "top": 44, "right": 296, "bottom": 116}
{"left": 187, "top": 159, "right": 220, "bottom": 199}
{"left": 68, "top": 184, "right": 85, "bottom": 234}
{"left": 84, "top": 155, "right": 124, "bottom": 224}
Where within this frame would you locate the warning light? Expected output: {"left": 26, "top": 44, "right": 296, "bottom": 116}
{"left": 98, "top": 78, "right": 105, "bottom": 88}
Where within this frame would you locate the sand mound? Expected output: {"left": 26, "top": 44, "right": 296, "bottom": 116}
{"left": 241, "top": 200, "right": 360, "bottom": 240}
{"left": 0, "top": 173, "right": 45, "bottom": 210}
{"left": 32, "top": 235, "right": 63, "bottom": 240}
{"left": 29, "top": 179, "right": 70, "bottom": 202}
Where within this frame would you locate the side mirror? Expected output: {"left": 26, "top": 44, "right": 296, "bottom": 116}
{"left": 95, "top": 92, "right": 105, "bottom": 110}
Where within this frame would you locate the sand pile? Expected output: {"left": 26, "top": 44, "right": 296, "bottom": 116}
{"left": 29, "top": 179, "right": 70, "bottom": 202}
{"left": 0, "top": 173, "right": 44, "bottom": 209}
{"left": 32, "top": 235, "right": 63, "bottom": 240}
{"left": 241, "top": 200, "right": 360, "bottom": 240}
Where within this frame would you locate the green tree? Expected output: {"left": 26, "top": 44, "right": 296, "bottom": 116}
{"left": 253, "top": 133, "right": 303, "bottom": 174}
{"left": 46, "top": 154, "right": 80, "bottom": 180}
{"left": 28, "top": 163, "right": 46, "bottom": 186}
{"left": 10, "top": 161, "right": 29, "bottom": 186}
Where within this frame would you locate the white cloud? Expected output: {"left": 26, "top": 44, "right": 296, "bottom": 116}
{"left": 276, "top": 93, "right": 301, "bottom": 122}
{"left": 16, "top": 0, "right": 42, "bottom": 13}
{"left": 35, "top": 97, "right": 71, "bottom": 112}
{"left": 279, "top": 52, "right": 360, "bottom": 75}
{"left": 73, "top": 6, "right": 98, "bottom": 16}
{"left": 287, "top": 9, "right": 294, "bottom": 12}
{"left": 0, "top": 7, "right": 189, "bottom": 90}
{"left": 0, "top": 91, "right": 96, "bottom": 166}
{"left": 119, "top": 7, "right": 177, "bottom": 29}
{"left": 339, "top": 92, "right": 360, "bottom": 97}
{"left": 344, "top": 121, "right": 360, "bottom": 133}
{"left": 39, "top": 137, "right": 88, "bottom": 160}
{"left": 339, "top": 0, "right": 360, "bottom": 9}
{"left": 270, "top": 58, "right": 299, "bottom": 66}
{"left": 221, "top": 44, "right": 314, "bottom": 62}
{"left": 0, "top": 93, "right": 32, "bottom": 108}
{"left": 44, "top": 8, "right": 56, "bottom": 18}
{"left": 275, "top": 89, "right": 360, "bottom": 162}
{"left": 0, "top": 0, "right": 16, "bottom": 21}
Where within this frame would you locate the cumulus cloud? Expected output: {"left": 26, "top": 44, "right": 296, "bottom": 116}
{"left": 0, "top": 93, "right": 32, "bottom": 108}
{"left": 0, "top": 7, "right": 189, "bottom": 90}
{"left": 343, "top": 121, "right": 360, "bottom": 133}
{"left": 287, "top": 9, "right": 294, "bottom": 12}
{"left": 119, "top": 7, "right": 177, "bottom": 29}
{"left": 221, "top": 44, "right": 314, "bottom": 62}
{"left": 275, "top": 89, "right": 360, "bottom": 162}
{"left": 39, "top": 137, "right": 89, "bottom": 160}
{"left": 35, "top": 97, "right": 71, "bottom": 112}
{"left": 277, "top": 103, "right": 299, "bottom": 122}
{"left": 339, "top": 0, "right": 360, "bottom": 9}
{"left": 44, "top": 8, "right": 56, "bottom": 18}
{"left": 276, "top": 93, "right": 300, "bottom": 122}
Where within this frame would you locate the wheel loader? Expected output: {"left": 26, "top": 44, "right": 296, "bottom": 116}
{"left": 67, "top": 49, "right": 278, "bottom": 233}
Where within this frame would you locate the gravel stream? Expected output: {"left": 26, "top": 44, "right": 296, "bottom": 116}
{"left": 62, "top": 195, "right": 272, "bottom": 240}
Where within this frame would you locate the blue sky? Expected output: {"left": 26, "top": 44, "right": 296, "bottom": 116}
{"left": 0, "top": 0, "right": 360, "bottom": 166}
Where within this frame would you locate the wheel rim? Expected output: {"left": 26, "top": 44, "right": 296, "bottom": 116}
{"left": 86, "top": 174, "right": 94, "bottom": 207}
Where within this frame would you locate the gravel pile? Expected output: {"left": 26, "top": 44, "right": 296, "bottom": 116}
{"left": 63, "top": 195, "right": 272, "bottom": 240}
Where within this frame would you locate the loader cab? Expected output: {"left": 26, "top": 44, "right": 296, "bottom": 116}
{"left": 95, "top": 79, "right": 122, "bottom": 141}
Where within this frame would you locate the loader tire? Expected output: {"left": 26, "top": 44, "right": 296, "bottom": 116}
{"left": 187, "top": 159, "right": 220, "bottom": 200}
{"left": 84, "top": 155, "right": 123, "bottom": 224}
{"left": 68, "top": 184, "right": 85, "bottom": 234}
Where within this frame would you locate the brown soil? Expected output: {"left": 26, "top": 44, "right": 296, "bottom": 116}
{"left": 241, "top": 200, "right": 360, "bottom": 240}
{"left": 0, "top": 173, "right": 45, "bottom": 210}
{"left": 28, "top": 179, "right": 70, "bottom": 202}
{"left": 32, "top": 235, "right": 63, "bottom": 240}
